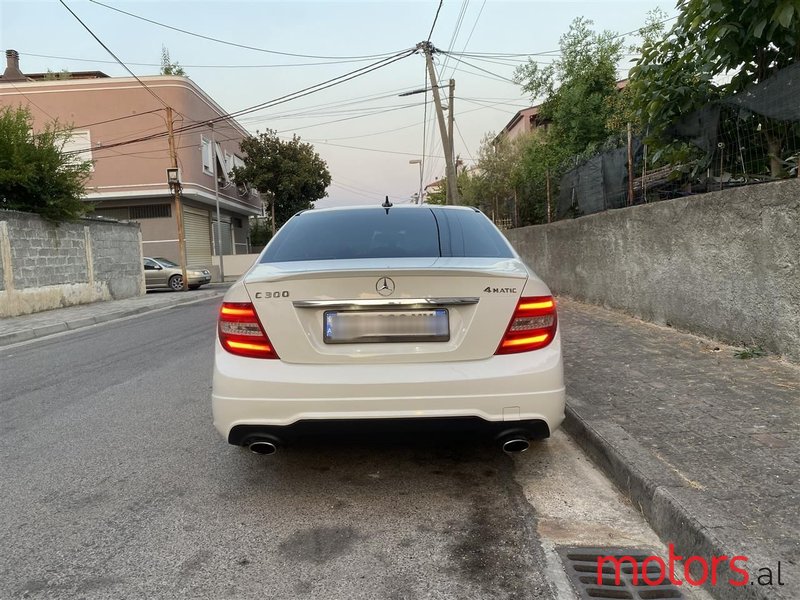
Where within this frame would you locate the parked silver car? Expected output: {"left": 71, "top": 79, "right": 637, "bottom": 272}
{"left": 143, "top": 257, "right": 211, "bottom": 291}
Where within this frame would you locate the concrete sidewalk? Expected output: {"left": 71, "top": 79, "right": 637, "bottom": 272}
{"left": 558, "top": 297, "right": 798, "bottom": 600}
{"left": 0, "top": 284, "right": 228, "bottom": 347}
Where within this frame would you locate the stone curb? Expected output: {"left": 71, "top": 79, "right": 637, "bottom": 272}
{"left": 563, "top": 402, "right": 780, "bottom": 600}
{"left": 0, "top": 290, "right": 226, "bottom": 348}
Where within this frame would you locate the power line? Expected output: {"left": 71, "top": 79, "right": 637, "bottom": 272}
{"left": 63, "top": 49, "right": 416, "bottom": 156}
{"left": 237, "top": 87, "right": 419, "bottom": 122}
{"left": 305, "top": 139, "right": 446, "bottom": 159}
{"left": 427, "top": 0, "right": 444, "bottom": 42}
{"left": 438, "top": 0, "right": 469, "bottom": 78}
{"left": 446, "top": 62, "right": 519, "bottom": 86}
{"left": 446, "top": 14, "right": 679, "bottom": 59}
{"left": 19, "top": 51, "right": 398, "bottom": 69}
{"left": 75, "top": 109, "right": 164, "bottom": 130}
{"left": 420, "top": 63, "right": 430, "bottom": 198}
{"left": 315, "top": 115, "right": 435, "bottom": 142}
{"left": 302, "top": 100, "right": 522, "bottom": 146}
{"left": 59, "top": 0, "right": 171, "bottom": 112}
{"left": 454, "top": 120, "right": 475, "bottom": 164}
{"left": 274, "top": 103, "right": 423, "bottom": 134}
{"left": 4, "top": 81, "right": 57, "bottom": 121}
{"left": 87, "top": 0, "right": 407, "bottom": 61}
{"left": 439, "top": 52, "right": 518, "bottom": 84}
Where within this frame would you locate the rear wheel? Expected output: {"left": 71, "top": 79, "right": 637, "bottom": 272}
{"left": 168, "top": 275, "right": 183, "bottom": 291}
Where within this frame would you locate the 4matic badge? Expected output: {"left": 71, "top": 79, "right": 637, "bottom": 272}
{"left": 484, "top": 286, "right": 517, "bottom": 294}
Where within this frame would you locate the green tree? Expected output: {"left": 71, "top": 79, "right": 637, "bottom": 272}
{"left": 630, "top": 0, "right": 800, "bottom": 175}
{"left": 248, "top": 216, "right": 272, "bottom": 247}
{"left": 233, "top": 130, "right": 331, "bottom": 231}
{"left": 514, "top": 17, "right": 625, "bottom": 156}
{"left": 513, "top": 133, "right": 570, "bottom": 225}
{"left": 0, "top": 106, "right": 91, "bottom": 222}
{"left": 160, "top": 45, "right": 186, "bottom": 76}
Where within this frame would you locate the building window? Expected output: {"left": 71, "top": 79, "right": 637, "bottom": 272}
{"left": 201, "top": 136, "right": 214, "bottom": 175}
{"left": 130, "top": 204, "right": 172, "bottom": 219}
{"left": 233, "top": 217, "right": 243, "bottom": 228}
{"left": 63, "top": 130, "right": 93, "bottom": 170}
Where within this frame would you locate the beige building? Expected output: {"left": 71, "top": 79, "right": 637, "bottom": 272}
{"left": 0, "top": 49, "right": 260, "bottom": 273}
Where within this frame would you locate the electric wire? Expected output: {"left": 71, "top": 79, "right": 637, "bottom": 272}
{"left": 438, "top": 52, "right": 518, "bottom": 84}
{"left": 427, "top": 0, "right": 445, "bottom": 42}
{"left": 62, "top": 49, "right": 416, "bottom": 156}
{"left": 59, "top": 0, "right": 171, "bottom": 112}
{"left": 445, "top": 14, "right": 678, "bottom": 58}
{"left": 445, "top": 0, "right": 487, "bottom": 81}
{"left": 274, "top": 102, "right": 423, "bottom": 134}
{"left": 438, "top": 0, "right": 470, "bottom": 79}
{"left": 19, "top": 51, "right": 399, "bottom": 69}
{"left": 87, "top": 0, "right": 407, "bottom": 61}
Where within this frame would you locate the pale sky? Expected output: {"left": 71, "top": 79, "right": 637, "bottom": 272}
{"left": 1, "top": 0, "right": 675, "bottom": 207}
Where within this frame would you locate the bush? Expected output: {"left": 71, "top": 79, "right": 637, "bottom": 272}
{"left": 0, "top": 105, "right": 92, "bottom": 222}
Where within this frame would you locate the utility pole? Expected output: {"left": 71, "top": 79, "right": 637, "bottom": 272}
{"left": 166, "top": 106, "right": 188, "bottom": 291}
{"left": 210, "top": 123, "right": 225, "bottom": 283}
{"left": 448, "top": 78, "right": 455, "bottom": 183}
{"left": 418, "top": 41, "right": 459, "bottom": 205}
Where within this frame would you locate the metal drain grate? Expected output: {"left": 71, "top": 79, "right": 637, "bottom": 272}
{"left": 558, "top": 547, "right": 686, "bottom": 599}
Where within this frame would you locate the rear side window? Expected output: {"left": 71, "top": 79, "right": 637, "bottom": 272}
{"left": 261, "top": 209, "right": 440, "bottom": 262}
{"left": 432, "top": 208, "right": 514, "bottom": 258}
{"left": 260, "top": 207, "right": 514, "bottom": 263}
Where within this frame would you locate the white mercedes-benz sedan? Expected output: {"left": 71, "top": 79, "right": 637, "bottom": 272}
{"left": 212, "top": 204, "right": 564, "bottom": 455}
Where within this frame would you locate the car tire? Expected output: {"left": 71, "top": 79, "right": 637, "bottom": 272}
{"left": 168, "top": 275, "right": 183, "bottom": 291}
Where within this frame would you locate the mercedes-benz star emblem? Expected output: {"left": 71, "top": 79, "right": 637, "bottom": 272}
{"left": 376, "top": 277, "right": 395, "bottom": 296}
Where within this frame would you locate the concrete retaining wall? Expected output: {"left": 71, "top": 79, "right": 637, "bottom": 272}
{"left": 0, "top": 211, "right": 145, "bottom": 317}
{"left": 211, "top": 253, "right": 260, "bottom": 281}
{"left": 506, "top": 179, "right": 800, "bottom": 361}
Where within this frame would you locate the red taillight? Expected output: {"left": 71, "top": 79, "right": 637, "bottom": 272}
{"left": 496, "top": 295, "right": 557, "bottom": 354}
{"left": 218, "top": 302, "right": 278, "bottom": 359}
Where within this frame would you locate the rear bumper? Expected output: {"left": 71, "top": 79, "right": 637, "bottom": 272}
{"left": 212, "top": 337, "right": 565, "bottom": 444}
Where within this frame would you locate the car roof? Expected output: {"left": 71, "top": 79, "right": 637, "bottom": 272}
{"left": 306, "top": 204, "right": 480, "bottom": 215}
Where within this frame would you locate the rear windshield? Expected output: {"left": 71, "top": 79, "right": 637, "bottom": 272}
{"left": 260, "top": 207, "right": 514, "bottom": 263}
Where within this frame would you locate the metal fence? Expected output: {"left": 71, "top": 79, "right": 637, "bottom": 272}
{"left": 557, "top": 62, "right": 800, "bottom": 219}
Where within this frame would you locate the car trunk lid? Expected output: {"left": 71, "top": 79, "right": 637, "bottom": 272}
{"left": 242, "top": 257, "right": 528, "bottom": 364}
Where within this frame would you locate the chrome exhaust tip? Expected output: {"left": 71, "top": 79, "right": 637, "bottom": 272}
{"left": 501, "top": 437, "right": 530, "bottom": 454}
{"left": 248, "top": 441, "right": 278, "bottom": 455}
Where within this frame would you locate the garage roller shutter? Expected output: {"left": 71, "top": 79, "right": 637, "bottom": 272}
{"left": 183, "top": 207, "right": 212, "bottom": 268}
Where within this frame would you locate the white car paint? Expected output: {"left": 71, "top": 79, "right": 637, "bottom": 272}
{"left": 211, "top": 206, "right": 565, "bottom": 448}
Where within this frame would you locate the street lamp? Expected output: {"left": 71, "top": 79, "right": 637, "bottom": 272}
{"left": 409, "top": 159, "right": 423, "bottom": 204}
{"left": 166, "top": 167, "right": 181, "bottom": 192}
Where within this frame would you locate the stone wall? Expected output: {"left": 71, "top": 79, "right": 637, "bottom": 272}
{"left": 0, "top": 211, "right": 145, "bottom": 317}
{"left": 506, "top": 179, "right": 800, "bottom": 361}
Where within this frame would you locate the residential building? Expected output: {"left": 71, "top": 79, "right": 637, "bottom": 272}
{"left": 0, "top": 49, "right": 260, "bottom": 275}
{"left": 496, "top": 105, "right": 549, "bottom": 144}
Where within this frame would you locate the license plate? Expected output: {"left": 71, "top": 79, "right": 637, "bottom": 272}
{"left": 323, "top": 309, "right": 450, "bottom": 344}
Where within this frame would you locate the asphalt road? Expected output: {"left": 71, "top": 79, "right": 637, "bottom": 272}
{"left": 0, "top": 298, "right": 702, "bottom": 600}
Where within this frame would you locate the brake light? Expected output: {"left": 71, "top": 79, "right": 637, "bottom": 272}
{"left": 496, "top": 295, "right": 557, "bottom": 354}
{"left": 218, "top": 302, "right": 278, "bottom": 359}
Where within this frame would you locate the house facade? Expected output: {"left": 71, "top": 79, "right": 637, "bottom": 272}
{"left": 0, "top": 49, "right": 260, "bottom": 274}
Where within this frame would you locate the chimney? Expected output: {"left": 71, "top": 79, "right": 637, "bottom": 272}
{"left": 2, "top": 49, "right": 27, "bottom": 81}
